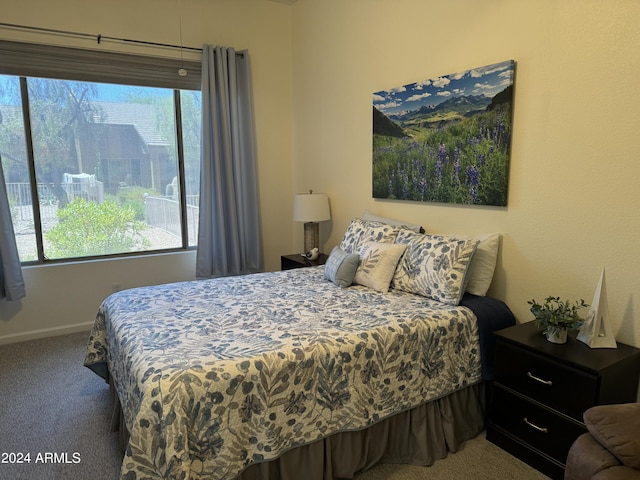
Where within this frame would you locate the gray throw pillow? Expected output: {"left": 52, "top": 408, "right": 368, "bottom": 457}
{"left": 324, "top": 246, "right": 360, "bottom": 288}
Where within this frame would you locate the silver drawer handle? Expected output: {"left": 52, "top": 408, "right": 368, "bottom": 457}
{"left": 527, "top": 371, "right": 552, "bottom": 386}
{"left": 523, "top": 417, "right": 548, "bottom": 434}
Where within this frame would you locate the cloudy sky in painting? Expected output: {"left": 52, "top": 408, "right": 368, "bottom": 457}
{"left": 373, "top": 60, "right": 514, "bottom": 116}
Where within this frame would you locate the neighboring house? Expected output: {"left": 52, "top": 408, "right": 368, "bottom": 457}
{"left": 87, "top": 102, "right": 175, "bottom": 194}
{"left": 0, "top": 101, "right": 174, "bottom": 195}
{"left": 77, "top": 122, "right": 151, "bottom": 190}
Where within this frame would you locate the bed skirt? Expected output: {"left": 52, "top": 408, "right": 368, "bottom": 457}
{"left": 109, "top": 380, "right": 485, "bottom": 480}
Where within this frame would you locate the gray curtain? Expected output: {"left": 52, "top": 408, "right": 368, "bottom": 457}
{"left": 196, "top": 45, "right": 263, "bottom": 278}
{"left": 0, "top": 155, "right": 25, "bottom": 300}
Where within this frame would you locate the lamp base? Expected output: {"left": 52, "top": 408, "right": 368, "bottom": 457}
{"left": 303, "top": 222, "right": 319, "bottom": 253}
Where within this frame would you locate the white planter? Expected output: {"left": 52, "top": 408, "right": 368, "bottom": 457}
{"left": 545, "top": 329, "right": 568, "bottom": 344}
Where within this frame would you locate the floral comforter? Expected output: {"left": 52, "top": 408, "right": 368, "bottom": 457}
{"left": 84, "top": 267, "right": 481, "bottom": 480}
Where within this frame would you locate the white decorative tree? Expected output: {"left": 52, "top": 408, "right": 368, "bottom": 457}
{"left": 577, "top": 269, "right": 617, "bottom": 349}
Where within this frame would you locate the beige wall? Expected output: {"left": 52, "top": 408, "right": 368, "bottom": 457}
{"left": 0, "top": 0, "right": 294, "bottom": 343}
{"left": 291, "top": 0, "right": 640, "bottom": 350}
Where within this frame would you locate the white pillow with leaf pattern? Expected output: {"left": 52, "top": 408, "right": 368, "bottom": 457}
{"left": 339, "top": 218, "right": 367, "bottom": 253}
{"left": 339, "top": 218, "right": 407, "bottom": 254}
{"left": 353, "top": 241, "right": 407, "bottom": 293}
{"left": 392, "top": 231, "right": 480, "bottom": 305}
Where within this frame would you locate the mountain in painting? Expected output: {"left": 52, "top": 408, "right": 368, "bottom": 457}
{"left": 373, "top": 106, "right": 407, "bottom": 138}
{"left": 486, "top": 85, "right": 513, "bottom": 111}
{"left": 391, "top": 94, "right": 492, "bottom": 128}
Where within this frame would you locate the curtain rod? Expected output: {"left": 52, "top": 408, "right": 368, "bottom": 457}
{"left": 0, "top": 21, "right": 203, "bottom": 53}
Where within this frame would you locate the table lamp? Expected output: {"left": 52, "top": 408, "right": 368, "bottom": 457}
{"left": 293, "top": 190, "right": 330, "bottom": 254}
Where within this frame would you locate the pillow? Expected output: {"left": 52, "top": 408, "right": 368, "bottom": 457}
{"left": 323, "top": 246, "right": 360, "bottom": 288}
{"left": 339, "top": 218, "right": 405, "bottom": 254}
{"left": 392, "top": 231, "right": 479, "bottom": 305}
{"left": 339, "top": 218, "right": 367, "bottom": 254}
{"left": 353, "top": 241, "right": 407, "bottom": 293}
{"left": 448, "top": 233, "right": 500, "bottom": 296}
{"left": 360, "top": 220, "right": 404, "bottom": 246}
{"left": 584, "top": 403, "right": 640, "bottom": 469}
{"left": 362, "top": 210, "right": 423, "bottom": 233}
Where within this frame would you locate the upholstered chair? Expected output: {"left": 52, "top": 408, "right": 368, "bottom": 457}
{"left": 565, "top": 403, "right": 640, "bottom": 480}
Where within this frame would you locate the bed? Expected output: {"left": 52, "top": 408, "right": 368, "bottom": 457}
{"left": 84, "top": 218, "right": 515, "bottom": 480}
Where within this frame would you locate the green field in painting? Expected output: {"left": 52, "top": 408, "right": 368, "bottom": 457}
{"left": 373, "top": 103, "right": 511, "bottom": 206}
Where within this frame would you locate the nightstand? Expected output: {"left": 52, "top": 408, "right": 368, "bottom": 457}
{"left": 281, "top": 253, "right": 328, "bottom": 271}
{"left": 486, "top": 321, "right": 640, "bottom": 480}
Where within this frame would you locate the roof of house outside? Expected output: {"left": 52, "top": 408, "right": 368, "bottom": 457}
{"left": 0, "top": 100, "right": 169, "bottom": 148}
{"left": 93, "top": 102, "right": 170, "bottom": 147}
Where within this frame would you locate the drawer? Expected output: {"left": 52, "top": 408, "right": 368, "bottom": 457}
{"left": 281, "top": 258, "right": 303, "bottom": 270}
{"left": 490, "top": 385, "right": 587, "bottom": 464}
{"left": 495, "top": 341, "right": 598, "bottom": 421}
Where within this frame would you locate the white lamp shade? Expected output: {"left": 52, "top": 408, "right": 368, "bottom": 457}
{"left": 293, "top": 193, "right": 330, "bottom": 222}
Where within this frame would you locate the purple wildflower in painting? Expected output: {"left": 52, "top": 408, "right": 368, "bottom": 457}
{"left": 401, "top": 168, "right": 410, "bottom": 199}
{"left": 435, "top": 143, "right": 447, "bottom": 185}
{"left": 453, "top": 146, "right": 461, "bottom": 186}
{"left": 466, "top": 165, "right": 480, "bottom": 203}
{"left": 388, "top": 170, "right": 395, "bottom": 197}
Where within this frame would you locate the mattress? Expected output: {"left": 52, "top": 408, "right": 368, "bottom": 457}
{"left": 84, "top": 266, "right": 513, "bottom": 479}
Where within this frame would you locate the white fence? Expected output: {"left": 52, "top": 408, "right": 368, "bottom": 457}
{"left": 144, "top": 195, "right": 199, "bottom": 243}
{"left": 7, "top": 182, "right": 103, "bottom": 223}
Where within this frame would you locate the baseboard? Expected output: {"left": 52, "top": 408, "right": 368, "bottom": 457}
{"left": 0, "top": 321, "right": 94, "bottom": 345}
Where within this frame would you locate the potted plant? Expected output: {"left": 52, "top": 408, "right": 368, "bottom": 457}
{"left": 527, "top": 296, "right": 589, "bottom": 344}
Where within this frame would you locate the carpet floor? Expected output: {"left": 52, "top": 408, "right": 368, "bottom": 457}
{"left": 0, "top": 331, "right": 550, "bottom": 480}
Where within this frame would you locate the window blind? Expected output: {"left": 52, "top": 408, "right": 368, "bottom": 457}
{"left": 0, "top": 39, "right": 201, "bottom": 90}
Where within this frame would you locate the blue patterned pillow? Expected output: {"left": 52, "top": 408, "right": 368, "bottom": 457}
{"left": 339, "top": 218, "right": 367, "bottom": 254}
{"left": 324, "top": 246, "right": 360, "bottom": 288}
{"left": 392, "top": 231, "right": 480, "bottom": 305}
{"left": 339, "top": 218, "right": 406, "bottom": 254}
{"left": 360, "top": 221, "right": 404, "bottom": 246}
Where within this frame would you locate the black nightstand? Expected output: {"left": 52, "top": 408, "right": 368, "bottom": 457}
{"left": 281, "top": 253, "right": 328, "bottom": 271}
{"left": 486, "top": 321, "right": 640, "bottom": 480}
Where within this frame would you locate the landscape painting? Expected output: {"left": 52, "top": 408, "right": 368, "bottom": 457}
{"left": 372, "top": 60, "right": 515, "bottom": 206}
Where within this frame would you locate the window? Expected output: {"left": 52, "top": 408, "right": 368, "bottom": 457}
{"left": 0, "top": 41, "right": 201, "bottom": 263}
